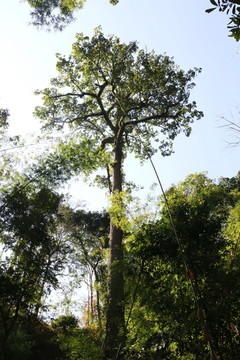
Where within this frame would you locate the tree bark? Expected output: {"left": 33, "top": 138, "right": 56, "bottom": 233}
{"left": 104, "top": 135, "right": 126, "bottom": 359}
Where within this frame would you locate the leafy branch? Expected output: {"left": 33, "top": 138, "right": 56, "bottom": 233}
{"left": 206, "top": 0, "right": 240, "bottom": 40}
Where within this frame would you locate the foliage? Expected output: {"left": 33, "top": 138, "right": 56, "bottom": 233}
{"left": 108, "top": 190, "right": 132, "bottom": 231}
{"left": 0, "top": 328, "right": 32, "bottom": 360}
{"left": 52, "top": 315, "right": 102, "bottom": 360}
{"left": 22, "top": 0, "right": 119, "bottom": 30}
{"left": 23, "top": 0, "right": 85, "bottom": 30}
{"left": 28, "top": 135, "right": 111, "bottom": 188}
{"left": 128, "top": 173, "right": 240, "bottom": 359}
{"left": 0, "top": 108, "right": 9, "bottom": 129}
{"left": 0, "top": 108, "right": 21, "bottom": 183}
{"left": 206, "top": 0, "right": 240, "bottom": 40}
{"left": 35, "top": 28, "right": 202, "bottom": 161}
{"left": 62, "top": 209, "right": 109, "bottom": 328}
{"left": 52, "top": 314, "right": 79, "bottom": 333}
{"left": 0, "top": 316, "right": 67, "bottom": 360}
{"left": 0, "top": 179, "right": 70, "bottom": 357}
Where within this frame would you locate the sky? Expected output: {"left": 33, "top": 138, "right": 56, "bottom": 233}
{"left": 1, "top": 0, "right": 240, "bottom": 211}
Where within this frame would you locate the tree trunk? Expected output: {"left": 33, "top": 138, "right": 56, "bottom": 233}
{"left": 94, "top": 269, "right": 102, "bottom": 330}
{"left": 90, "top": 272, "right": 94, "bottom": 323}
{"left": 104, "top": 136, "right": 125, "bottom": 359}
{"left": 0, "top": 347, "right": 5, "bottom": 360}
{"left": 34, "top": 255, "right": 51, "bottom": 317}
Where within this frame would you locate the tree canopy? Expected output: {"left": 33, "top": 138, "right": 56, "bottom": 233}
{"left": 35, "top": 28, "right": 203, "bottom": 160}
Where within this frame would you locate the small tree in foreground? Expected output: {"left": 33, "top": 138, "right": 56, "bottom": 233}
{"left": 35, "top": 28, "right": 203, "bottom": 359}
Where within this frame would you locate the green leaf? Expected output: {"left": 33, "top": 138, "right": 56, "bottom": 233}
{"left": 205, "top": 7, "right": 216, "bottom": 13}
{"left": 210, "top": 0, "right": 218, "bottom": 6}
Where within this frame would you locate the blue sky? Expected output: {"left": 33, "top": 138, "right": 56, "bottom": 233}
{"left": 1, "top": 0, "right": 240, "bottom": 210}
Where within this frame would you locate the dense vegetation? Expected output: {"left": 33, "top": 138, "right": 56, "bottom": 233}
{"left": 33, "top": 29, "right": 202, "bottom": 359}
{"left": 1, "top": 110, "right": 240, "bottom": 358}
{"left": 1, "top": 1, "right": 240, "bottom": 360}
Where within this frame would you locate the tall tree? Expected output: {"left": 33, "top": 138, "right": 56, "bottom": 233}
{"left": 34, "top": 28, "right": 203, "bottom": 359}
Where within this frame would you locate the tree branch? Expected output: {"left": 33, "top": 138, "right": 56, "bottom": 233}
{"left": 124, "top": 111, "right": 172, "bottom": 127}
{"left": 100, "top": 136, "right": 114, "bottom": 150}
{"left": 49, "top": 91, "right": 97, "bottom": 100}
{"left": 96, "top": 95, "right": 116, "bottom": 132}
{"left": 66, "top": 111, "right": 105, "bottom": 124}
